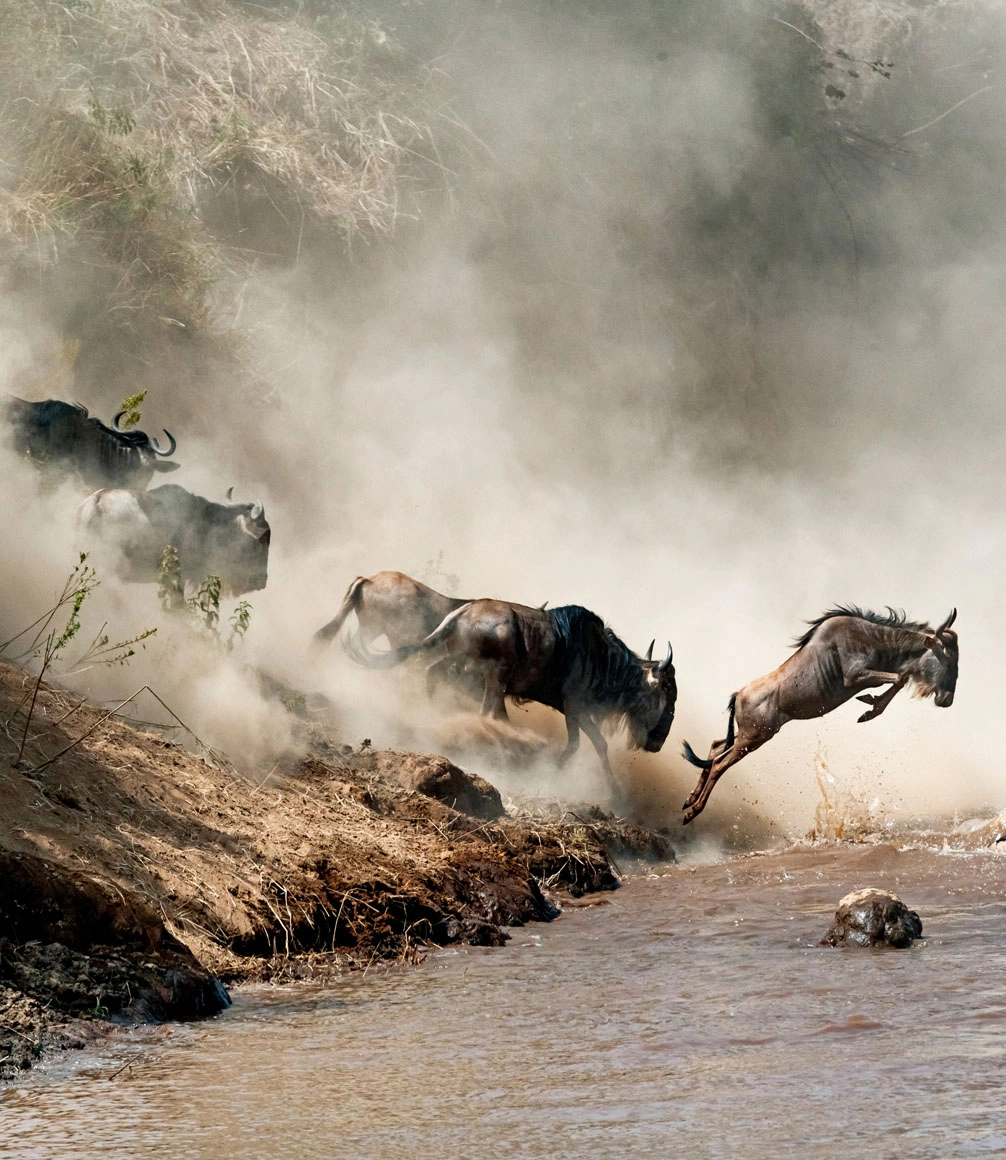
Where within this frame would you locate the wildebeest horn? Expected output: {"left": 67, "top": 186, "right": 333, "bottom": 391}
{"left": 657, "top": 641, "right": 673, "bottom": 671}
{"left": 936, "top": 608, "right": 957, "bottom": 634}
{"left": 226, "top": 486, "right": 234, "bottom": 501}
{"left": 645, "top": 640, "right": 654, "bottom": 662}
{"left": 150, "top": 429, "right": 177, "bottom": 457}
{"left": 112, "top": 410, "right": 127, "bottom": 429}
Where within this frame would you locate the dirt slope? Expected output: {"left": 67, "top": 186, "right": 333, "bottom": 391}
{"left": 0, "top": 660, "right": 673, "bottom": 1078}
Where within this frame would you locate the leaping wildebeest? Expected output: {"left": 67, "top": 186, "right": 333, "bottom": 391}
{"left": 314, "top": 570, "right": 471, "bottom": 651}
{"left": 77, "top": 483, "right": 270, "bottom": 596}
{"left": 350, "top": 599, "right": 678, "bottom": 779}
{"left": 680, "top": 605, "right": 959, "bottom": 824}
{"left": 3, "top": 396, "right": 179, "bottom": 489}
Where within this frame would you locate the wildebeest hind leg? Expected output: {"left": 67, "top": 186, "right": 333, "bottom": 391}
{"left": 479, "top": 665, "right": 511, "bottom": 722}
{"left": 425, "top": 657, "right": 455, "bottom": 700}
{"left": 682, "top": 735, "right": 730, "bottom": 809}
{"left": 682, "top": 722, "right": 775, "bottom": 824}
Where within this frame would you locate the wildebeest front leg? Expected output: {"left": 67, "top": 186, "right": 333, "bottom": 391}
{"left": 578, "top": 715, "right": 613, "bottom": 779}
{"left": 855, "top": 674, "right": 908, "bottom": 722}
{"left": 557, "top": 715, "right": 581, "bottom": 767}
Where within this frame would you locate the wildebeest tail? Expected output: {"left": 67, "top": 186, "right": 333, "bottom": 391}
{"left": 723, "top": 693, "right": 737, "bottom": 751}
{"left": 345, "top": 602, "right": 473, "bottom": 669}
{"left": 681, "top": 741, "right": 713, "bottom": 771}
{"left": 681, "top": 694, "right": 738, "bottom": 771}
{"left": 313, "top": 576, "right": 367, "bottom": 644}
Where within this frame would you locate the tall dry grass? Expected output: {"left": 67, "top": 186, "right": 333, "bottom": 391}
{"left": 0, "top": 0, "right": 454, "bottom": 393}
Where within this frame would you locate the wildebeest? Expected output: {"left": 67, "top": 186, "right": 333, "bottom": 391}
{"left": 314, "top": 570, "right": 470, "bottom": 650}
{"left": 3, "top": 396, "right": 179, "bottom": 489}
{"left": 680, "top": 606, "right": 959, "bottom": 824}
{"left": 350, "top": 599, "right": 677, "bottom": 779}
{"left": 77, "top": 483, "right": 270, "bottom": 596}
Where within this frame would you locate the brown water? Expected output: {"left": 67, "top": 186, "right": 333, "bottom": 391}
{"left": 3, "top": 841, "right": 1006, "bottom": 1159}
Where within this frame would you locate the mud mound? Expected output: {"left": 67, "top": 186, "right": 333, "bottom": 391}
{"left": 353, "top": 748, "right": 505, "bottom": 820}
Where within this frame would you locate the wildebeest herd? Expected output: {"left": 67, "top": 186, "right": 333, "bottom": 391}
{"left": 4, "top": 396, "right": 271, "bottom": 598}
{"left": 3, "top": 395, "right": 960, "bottom": 825}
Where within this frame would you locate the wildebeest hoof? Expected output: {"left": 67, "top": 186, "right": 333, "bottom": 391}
{"left": 820, "top": 888, "right": 923, "bottom": 948}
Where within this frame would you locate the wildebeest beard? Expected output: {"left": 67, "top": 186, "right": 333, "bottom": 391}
{"left": 544, "top": 605, "right": 676, "bottom": 749}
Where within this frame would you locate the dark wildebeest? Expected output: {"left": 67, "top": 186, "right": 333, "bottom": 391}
{"left": 350, "top": 600, "right": 677, "bottom": 779}
{"left": 77, "top": 483, "right": 270, "bottom": 596}
{"left": 314, "top": 571, "right": 470, "bottom": 650}
{"left": 680, "top": 606, "right": 959, "bottom": 824}
{"left": 3, "top": 396, "right": 179, "bottom": 489}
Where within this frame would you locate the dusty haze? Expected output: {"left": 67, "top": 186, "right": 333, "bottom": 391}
{"left": 1, "top": 1, "right": 1003, "bottom": 841}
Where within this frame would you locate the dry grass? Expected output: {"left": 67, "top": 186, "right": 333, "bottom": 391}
{"left": 0, "top": 0, "right": 452, "bottom": 366}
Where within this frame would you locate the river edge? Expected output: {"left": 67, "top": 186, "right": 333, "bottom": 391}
{"left": 0, "top": 660, "right": 676, "bottom": 1081}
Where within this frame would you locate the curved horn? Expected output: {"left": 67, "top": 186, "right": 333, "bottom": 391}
{"left": 112, "top": 410, "right": 127, "bottom": 430}
{"left": 149, "top": 429, "right": 177, "bottom": 457}
{"left": 249, "top": 501, "right": 264, "bottom": 521}
{"left": 657, "top": 641, "right": 673, "bottom": 671}
{"left": 936, "top": 608, "right": 957, "bottom": 634}
{"left": 645, "top": 639, "right": 655, "bottom": 662}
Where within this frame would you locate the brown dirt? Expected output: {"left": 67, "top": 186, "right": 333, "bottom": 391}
{"left": 0, "top": 660, "right": 674, "bottom": 1080}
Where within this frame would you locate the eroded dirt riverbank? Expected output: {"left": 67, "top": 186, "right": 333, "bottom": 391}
{"left": 0, "top": 660, "right": 673, "bottom": 1079}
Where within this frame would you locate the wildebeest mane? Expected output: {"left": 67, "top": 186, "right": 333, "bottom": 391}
{"left": 793, "top": 604, "right": 931, "bottom": 651}
{"left": 546, "top": 604, "right": 647, "bottom": 714}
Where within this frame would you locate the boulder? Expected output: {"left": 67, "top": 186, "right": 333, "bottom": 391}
{"left": 821, "top": 887, "right": 923, "bottom": 948}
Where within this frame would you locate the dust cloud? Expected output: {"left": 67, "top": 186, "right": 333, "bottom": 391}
{"left": 2, "top": 1, "right": 1004, "bottom": 840}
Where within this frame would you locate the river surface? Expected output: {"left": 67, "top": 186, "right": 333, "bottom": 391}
{"left": 3, "top": 840, "right": 1006, "bottom": 1159}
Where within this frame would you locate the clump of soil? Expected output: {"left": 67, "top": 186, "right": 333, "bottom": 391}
{"left": 0, "top": 661, "right": 671, "bottom": 1079}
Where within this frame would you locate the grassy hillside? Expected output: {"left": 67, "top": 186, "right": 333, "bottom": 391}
{"left": 0, "top": 0, "right": 453, "bottom": 399}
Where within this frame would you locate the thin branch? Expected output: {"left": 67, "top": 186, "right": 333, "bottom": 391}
{"left": 27, "top": 684, "right": 207, "bottom": 774}
{"left": 899, "top": 85, "right": 999, "bottom": 138}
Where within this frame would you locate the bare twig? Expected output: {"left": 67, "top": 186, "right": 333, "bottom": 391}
{"left": 899, "top": 85, "right": 999, "bottom": 139}
{"left": 107, "top": 1052, "right": 143, "bottom": 1080}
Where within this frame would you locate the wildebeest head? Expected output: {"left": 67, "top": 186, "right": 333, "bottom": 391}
{"left": 111, "top": 410, "right": 179, "bottom": 476}
{"left": 219, "top": 487, "right": 271, "bottom": 595}
{"left": 913, "top": 609, "right": 959, "bottom": 707}
{"left": 628, "top": 639, "right": 678, "bottom": 752}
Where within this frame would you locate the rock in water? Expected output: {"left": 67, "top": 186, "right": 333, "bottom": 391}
{"left": 821, "top": 888, "right": 923, "bottom": 948}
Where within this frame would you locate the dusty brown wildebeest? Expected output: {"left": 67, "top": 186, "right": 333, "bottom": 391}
{"left": 313, "top": 571, "right": 470, "bottom": 651}
{"left": 350, "top": 600, "right": 677, "bottom": 779}
{"left": 680, "top": 605, "right": 959, "bottom": 824}
{"left": 313, "top": 570, "right": 549, "bottom": 653}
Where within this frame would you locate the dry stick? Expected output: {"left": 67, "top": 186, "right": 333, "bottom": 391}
{"left": 28, "top": 684, "right": 208, "bottom": 775}
{"left": 899, "top": 85, "right": 999, "bottom": 139}
{"left": 107, "top": 1052, "right": 143, "bottom": 1081}
{"left": 14, "top": 631, "right": 55, "bottom": 767}
{"left": 0, "top": 1023, "right": 38, "bottom": 1043}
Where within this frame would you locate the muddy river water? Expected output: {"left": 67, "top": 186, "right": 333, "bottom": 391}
{"left": 3, "top": 840, "right": 1006, "bottom": 1159}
